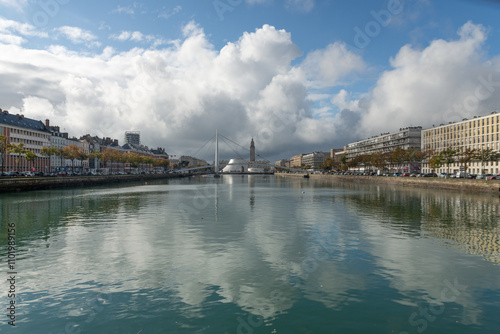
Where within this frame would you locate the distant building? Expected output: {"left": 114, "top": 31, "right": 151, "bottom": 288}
{"left": 345, "top": 126, "right": 422, "bottom": 173}
{"left": 421, "top": 112, "right": 500, "bottom": 174}
{"left": 275, "top": 159, "right": 290, "bottom": 167}
{"left": 302, "top": 152, "right": 329, "bottom": 170}
{"left": 345, "top": 126, "right": 422, "bottom": 160}
{"left": 330, "top": 149, "right": 343, "bottom": 159}
{"left": 180, "top": 155, "right": 208, "bottom": 167}
{"left": 0, "top": 110, "right": 51, "bottom": 172}
{"left": 125, "top": 131, "right": 140, "bottom": 145}
{"left": 250, "top": 138, "right": 255, "bottom": 161}
{"left": 290, "top": 154, "right": 305, "bottom": 168}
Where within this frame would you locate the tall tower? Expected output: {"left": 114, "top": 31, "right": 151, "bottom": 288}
{"left": 250, "top": 138, "right": 255, "bottom": 162}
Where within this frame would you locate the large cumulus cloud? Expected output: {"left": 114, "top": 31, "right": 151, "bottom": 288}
{"left": 0, "top": 20, "right": 363, "bottom": 160}
{"left": 1, "top": 19, "right": 500, "bottom": 161}
{"left": 356, "top": 21, "right": 500, "bottom": 135}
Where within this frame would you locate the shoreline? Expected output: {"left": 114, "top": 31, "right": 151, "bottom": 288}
{"left": 275, "top": 173, "right": 500, "bottom": 194}
{"left": 0, "top": 173, "right": 184, "bottom": 193}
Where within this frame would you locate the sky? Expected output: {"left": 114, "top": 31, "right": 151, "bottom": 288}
{"left": 1, "top": 0, "right": 500, "bottom": 162}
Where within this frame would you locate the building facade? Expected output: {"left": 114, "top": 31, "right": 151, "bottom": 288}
{"left": 290, "top": 154, "right": 305, "bottom": 168}
{"left": 0, "top": 110, "right": 51, "bottom": 172}
{"left": 345, "top": 127, "right": 422, "bottom": 159}
{"left": 345, "top": 126, "right": 422, "bottom": 173}
{"left": 125, "top": 131, "right": 141, "bottom": 145}
{"left": 302, "top": 152, "right": 329, "bottom": 170}
{"left": 421, "top": 112, "right": 500, "bottom": 174}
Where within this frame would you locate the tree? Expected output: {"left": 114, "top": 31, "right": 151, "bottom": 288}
{"left": 404, "top": 148, "right": 425, "bottom": 173}
{"left": 428, "top": 154, "right": 444, "bottom": 171}
{"left": 339, "top": 154, "right": 348, "bottom": 171}
{"left": 41, "top": 146, "right": 61, "bottom": 173}
{"left": 0, "top": 134, "right": 7, "bottom": 174}
{"left": 322, "top": 157, "right": 335, "bottom": 171}
{"left": 371, "top": 152, "right": 388, "bottom": 172}
{"left": 62, "top": 145, "right": 82, "bottom": 173}
{"left": 474, "top": 148, "right": 495, "bottom": 174}
{"left": 458, "top": 148, "right": 476, "bottom": 172}
{"left": 7, "top": 142, "right": 27, "bottom": 171}
{"left": 389, "top": 147, "right": 406, "bottom": 173}
{"left": 440, "top": 147, "right": 457, "bottom": 175}
{"left": 24, "top": 150, "right": 37, "bottom": 171}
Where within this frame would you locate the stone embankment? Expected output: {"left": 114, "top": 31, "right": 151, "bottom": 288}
{"left": 0, "top": 173, "right": 182, "bottom": 193}
{"left": 276, "top": 173, "right": 500, "bottom": 194}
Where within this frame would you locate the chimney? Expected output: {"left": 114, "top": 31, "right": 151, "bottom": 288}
{"left": 45, "top": 119, "right": 50, "bottom": 130}
{"left": 114, "top": 139, "right": 119, "bottom": 145}
{"left": 63, "top": 133, "right": 68, "bottom": 139}
{"left": 20, "top": 114, "right": 24, "bottom": 119}
{"left": 4, "top": 110, "right": 8, "bottom": 114}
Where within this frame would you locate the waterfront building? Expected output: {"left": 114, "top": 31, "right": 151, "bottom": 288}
{"left": 290, "top": 154, "right": 305, "bottom": 168}
{"left": 330, "top": 149, "right": 343, "bottom": 159}
{"left": 65, "top": 137, "right": 84, "bottom": 172}
{"left": 48, "top": 122, "right": 68, "bottom": 172}
{"left": 345, "top": 126, "right": 422, "bottom": 173}
{"left": 275, "top": 159, "right": 290, "bottom": 167}
{"left": 0, "top": 110, "right": 51, "bottom": 172}
{"left": 421, "top": 112, "right": 500, "bottom": 174}
{"left": 80, "top": 135, "right": 101, "bottom": 172}
{"left": 302, "top": 152, "right": 329, "bottom": 170}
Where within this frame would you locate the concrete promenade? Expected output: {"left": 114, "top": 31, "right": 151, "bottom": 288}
{"left": 276, "top": 173, "right": 500, "bottom": 194}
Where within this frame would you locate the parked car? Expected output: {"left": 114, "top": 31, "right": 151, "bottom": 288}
{"left": 456, "top": 171, "right": 469, "bottom": 178}
{"left": 466, "top": 174, "right": 477, "bottom": 179}
{"left": 476, "top": 174, "right": 493, "bottom": 179}
{"left": 402, "top": 173, "right": 410, "bottom": 177}
{"left": 487, "top": 175, "right": 499, "bottom": 180}
{"left": 422, "top": 173, "right": 437, "bottom": 177}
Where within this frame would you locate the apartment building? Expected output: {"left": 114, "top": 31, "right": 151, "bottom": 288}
{"left": 0, "top": 110, "right": 51, "bottom": 172}
{"left": 290, "top": 154, "right": 305, "bottom": 168}
{"left": 345, "top": 127, "right": 422, "bottom": 159}
{"left": 302, "top": 152, "right": 329, "bottom": 170}
{"left": 421, "top": 112, "right": 500, "bottom": 174}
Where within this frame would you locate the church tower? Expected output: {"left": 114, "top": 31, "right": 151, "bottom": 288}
{"left": 250, "top": 138, "right": 255, "bottom": 162}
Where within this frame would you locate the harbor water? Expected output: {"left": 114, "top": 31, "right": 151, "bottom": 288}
{"left": 1, "top": 175, "right": 499, "bottom": 333}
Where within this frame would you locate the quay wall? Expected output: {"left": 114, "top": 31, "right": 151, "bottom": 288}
{"left": 0, "top": 174, "right": 183, "bottom": 193}
{"left": 275, "top": 173, "right": 500, "bottom": 194}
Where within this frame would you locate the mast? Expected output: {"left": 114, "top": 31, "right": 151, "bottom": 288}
{"left": 214, "top": 129, "right": 220, "bottom": 177}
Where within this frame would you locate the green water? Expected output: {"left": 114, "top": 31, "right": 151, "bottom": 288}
{"left": 1, "top": 175, "right": 499, "bottom": 333}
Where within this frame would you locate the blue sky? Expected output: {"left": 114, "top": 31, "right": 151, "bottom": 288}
{"left": 1, "top": 0, "right": 500, "bottom": 161}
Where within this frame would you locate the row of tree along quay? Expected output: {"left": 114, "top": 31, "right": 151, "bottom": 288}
{"left": 0, "top": 134, "right": 170, "bottom": 176}
{"left": 317, "top": 147, "right": 500, "bottom": 176}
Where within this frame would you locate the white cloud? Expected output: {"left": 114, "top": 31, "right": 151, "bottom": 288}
{"left": 300, "top": 42, "right": 366, "bottom": 88}
{"left": 359, "top": 21, "right": 499, "bottom": 136}
{"left": 0, "top": 32, "right": 25, "bottom": 45}
{"left": 0, "top": 22, "right": 345, "bottom": 159}
{"left": 158, "top": 5, "right": 182, "bottom": 19}
{"left": 1, "top": 20, "right": 499, "bottom": 161}
{"left": 112, "top": 5, "right": 135, "bottom": 15}
{"left": 56, "top": 26, "right": 101, "bottom": 47}
{"left": 0, "top": 0, "right": 28, "bottom": 12}
{"left": 110, "top": 30, "right": 166, "bottom": 47}
{"left": 285, "top": 0, "right": 315, "bottom": 13}
{"left": 0, "top": 17, "right": 49, "bottom": 43}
